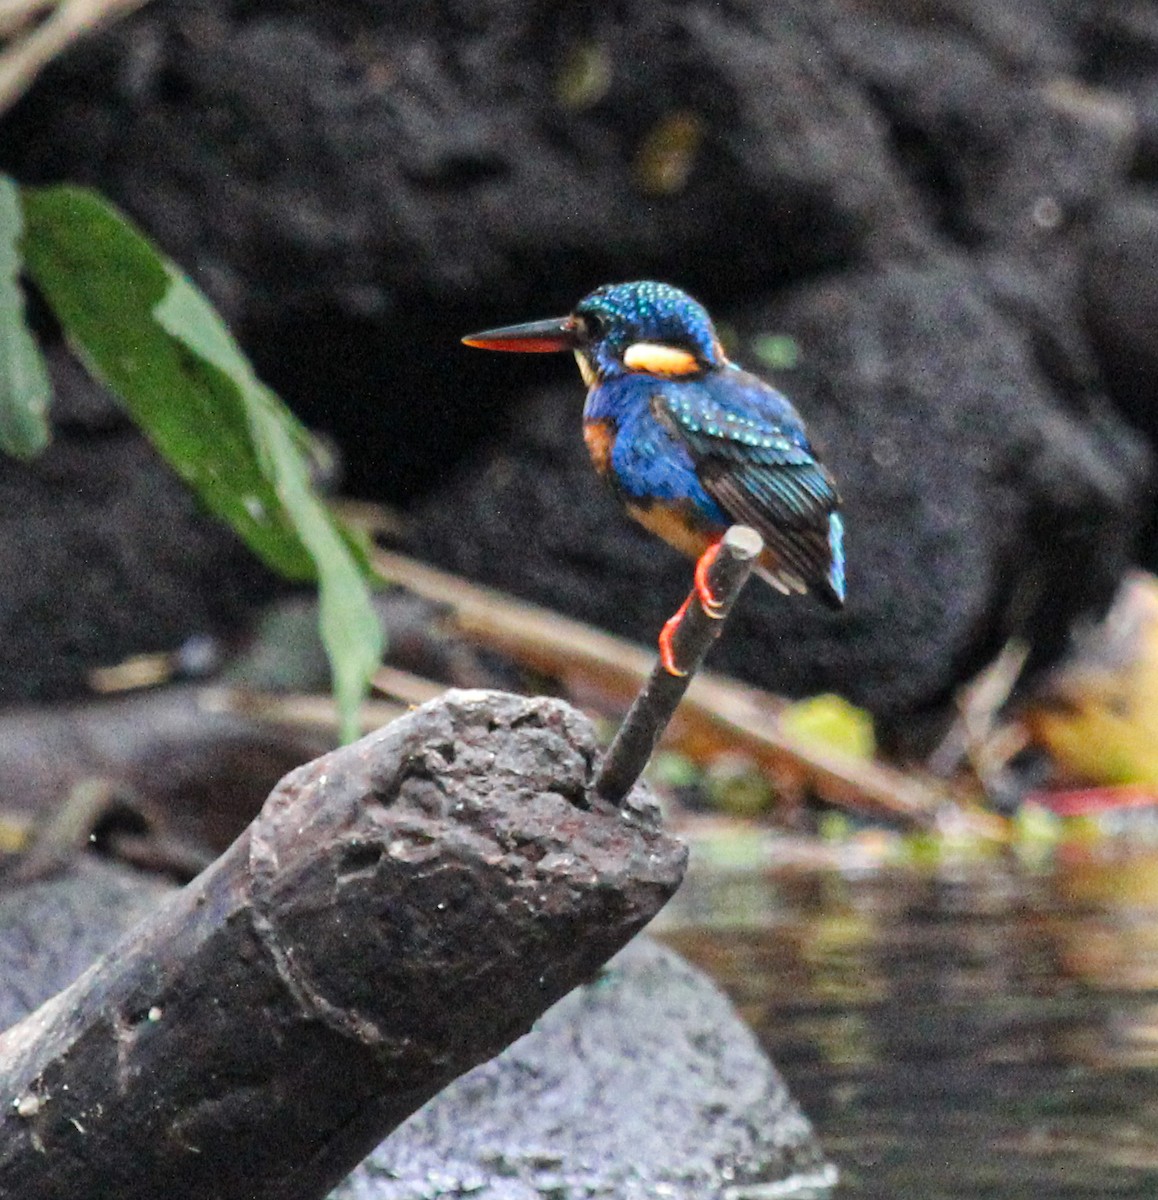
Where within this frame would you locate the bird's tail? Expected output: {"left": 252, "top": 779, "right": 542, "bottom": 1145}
{"left": 754, "top": 513, "right": 845, "bottom": 610}
{"left": 822, "top": 513, "right": 845, "bottom": 608}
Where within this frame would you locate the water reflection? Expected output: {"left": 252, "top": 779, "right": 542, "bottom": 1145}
{"left": 659, "top": 848, "right": 1158, "bottom": 1197}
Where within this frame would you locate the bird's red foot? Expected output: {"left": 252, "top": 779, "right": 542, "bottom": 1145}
{"left": 658, "top": 596, "right": 692, "bottom": 676}
{"left": 694, "top": 541, "right": 726, "bottom": 618}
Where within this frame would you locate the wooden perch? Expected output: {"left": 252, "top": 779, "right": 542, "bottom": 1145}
{"left": 596, "top": 526, "right": 761, "bottom": 804}
{"left": 0, "top": 690, "right": 686, "bottom": 1200}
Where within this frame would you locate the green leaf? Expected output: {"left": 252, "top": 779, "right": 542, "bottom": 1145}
{"left": 21, "top": 185, "right": 309, "bottom": 578}
{"left": 246, "top": 390, "right": 383, "bottom": 744}
{"left": 20, "top": 184, "right": 383, "bottom": 741}
{"left": 0, "top": 175, "right": 51, "bottom": 459}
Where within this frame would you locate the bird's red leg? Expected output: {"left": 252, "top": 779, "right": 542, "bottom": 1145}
{"left": 694, "top": 540, "right": 727, "bottom": 618}
{"left": 658, "top": 541, "right": 728, "bottom": 676}
{"left": 658, "top": 595, "right": 693, "bottom": 677}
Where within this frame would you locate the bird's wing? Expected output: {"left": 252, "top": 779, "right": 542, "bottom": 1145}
{"left": 652, "top": 376, "right": 841, "bottom": 597}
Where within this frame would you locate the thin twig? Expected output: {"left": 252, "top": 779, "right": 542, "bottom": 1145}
{"left": 197, "top": 687, "right": 406, "bottom": 734}
{"left": 0, "top": 0, "right": 55, "bottom": 39}
{"left": 7, "top": 777, "right": 129, "bottom": 882}
{"left": 595, "top": 527, "right": 761, "bottom": 805}
{"left": 371, "top": 664, "right": 448, "bottom": 709}
{"left": 371, "top": 548, "right": 658, "bottom": 695}
{"left": 592, "top": 528, "right": 763, "bottom": 801}
{"left": 927, "top": 637, "right": 1030, "bottom": 782}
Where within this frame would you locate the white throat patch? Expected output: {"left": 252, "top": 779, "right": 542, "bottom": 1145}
{"left": 622, "top": 342, "right": 701, "bottom": 376}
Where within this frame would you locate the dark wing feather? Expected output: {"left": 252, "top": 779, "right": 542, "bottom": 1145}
{"left": 652, "top": 377, "right": 840, "bottom": 595}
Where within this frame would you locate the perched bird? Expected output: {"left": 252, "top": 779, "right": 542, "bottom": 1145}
{"left": 462, "top": 280, "right": 844, "bottom": 673}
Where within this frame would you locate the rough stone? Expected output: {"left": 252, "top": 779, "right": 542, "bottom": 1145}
{"left": 0, "top": 869, "right": 833, "bottom": 1200}
{"left": 828, "top": 4, "right": 1132, "bottom": 257}
{"left": 2, "top": 0, "right": 916, "bottom": 324}
{"left": 0, "top": 858, "right": 171, "bottom": 1031}
{"left": 0, "top": 704, "right": 826, "bottom": 1198}
{"left": 1, "top": 0, "right": 922, "bottom": 502}
{"left": 1084, "top": 189, "right": 1158, "bottom": 436}
{"left": 334, "top": 936, "right": 835, "bottom": 1200}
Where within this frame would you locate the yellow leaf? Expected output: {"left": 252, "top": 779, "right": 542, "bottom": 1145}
{"left": 779, "top": 693, "right": 876, "bottom": 760}
{"left": 1027, "top": 572, "right": 1158, "bottom": 785}
{"left": 634, "top": 112, "right": 704, "bottom": 195}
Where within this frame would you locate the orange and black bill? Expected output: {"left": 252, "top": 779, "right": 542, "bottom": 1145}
{"left": 462, "top": 316, "right": 575, "bottom": 353}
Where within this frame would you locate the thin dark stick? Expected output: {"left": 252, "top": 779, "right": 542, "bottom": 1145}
{"left": 595, "top": 525, "right": 763, "bottom": 805}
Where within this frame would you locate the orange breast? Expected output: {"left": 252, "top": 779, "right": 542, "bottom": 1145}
{"left": 625, "top": 500, "right": 719, "bottom": 561}
{"left": 583, "top": 419, "right": 616, "bottom": 477}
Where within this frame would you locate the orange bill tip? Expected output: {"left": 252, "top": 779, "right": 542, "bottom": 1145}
{"left": 461, "top": 316, "right": 575, "bottom": 353}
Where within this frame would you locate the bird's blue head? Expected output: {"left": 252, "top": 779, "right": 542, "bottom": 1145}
{"left": 462, "top": 281, "right": 725, "bottom": 384}
{"left": 570, "top": 281, "right": 723, "bottom": 382}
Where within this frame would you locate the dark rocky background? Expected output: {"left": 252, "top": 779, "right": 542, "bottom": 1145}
{"left": 4, "top": 0, "right": 1158, "bottom": 741}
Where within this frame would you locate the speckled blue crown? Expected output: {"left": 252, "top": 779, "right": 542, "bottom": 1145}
{"left": 575, "top": 281, "right": 718, "bottom": 361}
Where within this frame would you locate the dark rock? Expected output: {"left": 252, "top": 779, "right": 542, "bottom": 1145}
{"left": 762, "top": 261, "right": 1146, "bottom": 714}
{"left": 1082, "top": 188, "right": 1158, "bottom": 565}
{"left": 0, "top": 809, "right": 826, "bottom": 1198}
{"left": 0, "top": 858, "right": 171, "bottom": 1031}
{"left": 335, "top": 936, "right": 834, "bottom": 1200}
{"left": 2, "top": 1, "right": 916, "bottom": 324}
{"left": 1079, "top": 1, "right": 1158, "bottom": 91}
{"left": 3, "top": 0, "right": 1157, "bottom": 725}
{"left": 0, "top": 347, "right": 280, "bottom": 704}
{"left": 1127, "top": 81, "right": 1158, "bottom": 179}
{"left": 2, "top": 0, "right": 922, "bottom": 500}
{"left": 0, "top": 862, "right": 832, "bottom": 1200}
{"left": 1084, "top": 188, "right": 1158, "bottom": 435}
{"left": 413, "top": 261, "right": 1148, "bottom": 736}
{"left": 829, "top": 7, "right": 1132, "bottom": 255}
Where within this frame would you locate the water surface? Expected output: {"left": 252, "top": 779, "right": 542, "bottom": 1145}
{"left": 661, "top": 846, "right": 1158, "bottom": 1198}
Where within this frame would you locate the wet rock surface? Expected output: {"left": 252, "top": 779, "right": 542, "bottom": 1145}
{"left": 0, "top": 850, "right": 827, "bottom": 1198}
{"left": 0, "top": 858, "right": 171, "bottom": 1031}
{"left": 334, "top": 936, "right": 833, "bottom": 1200}
{"left": 0, "top": 868, "right": 832, "bottom": 1197}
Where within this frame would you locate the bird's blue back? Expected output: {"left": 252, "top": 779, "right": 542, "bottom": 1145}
{"left": 585, "top": 367, "right": 818, "bottom": 527}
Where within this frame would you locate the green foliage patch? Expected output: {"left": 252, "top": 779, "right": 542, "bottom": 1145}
{"left": 0, "top": 176, "right": 50, "bottom": 460}
{"left": 1, "top": 180, "right": 383, "bottom": 742}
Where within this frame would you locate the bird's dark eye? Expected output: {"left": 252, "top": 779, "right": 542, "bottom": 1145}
{"left": 575, "top": 312, "right": 607, "bottom": 343}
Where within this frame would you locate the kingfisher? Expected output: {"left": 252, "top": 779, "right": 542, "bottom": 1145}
{"left": 462, "top": 280, "right": 844, "bottom": 674}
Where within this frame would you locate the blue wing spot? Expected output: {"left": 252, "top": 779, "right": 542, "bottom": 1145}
{"left": 827, "top": 513, "right": 846, "bottom": 603}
